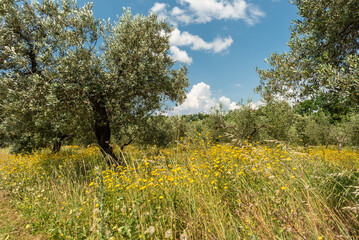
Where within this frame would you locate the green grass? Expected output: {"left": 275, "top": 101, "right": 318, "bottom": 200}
{"left": 0, "top": 141, "right": 358, "bottom": 239}
{"left": 0, "top": 189, "right": 48, "bottom": 240}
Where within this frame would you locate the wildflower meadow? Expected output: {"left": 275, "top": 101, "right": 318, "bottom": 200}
{"left": 1, "top": 134, "right": 358, "bottom": 239}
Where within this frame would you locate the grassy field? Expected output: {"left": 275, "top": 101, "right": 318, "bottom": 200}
{"left": 0, "top": 138, "right": 358, "bottom": 239}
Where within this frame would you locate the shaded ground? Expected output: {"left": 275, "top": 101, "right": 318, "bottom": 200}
{"left": 0, "top": 191, "right": 48, "bottom": 240}
{"left": 0, "top": 150, "right": 48, "bottom": 240}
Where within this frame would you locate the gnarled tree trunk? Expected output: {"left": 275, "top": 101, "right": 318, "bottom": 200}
{"left": 52, "top": 135, "right": 67, "bottom": 153}
{"left": 89, "top": 95, "right": 122, "bottom": 165}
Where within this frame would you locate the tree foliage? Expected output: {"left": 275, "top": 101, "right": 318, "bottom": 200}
{"left": 256, "top": 0, "right": 359, "bottom": 111}
{"left": 0, "top": 0, "right": 188, "bottom": 161}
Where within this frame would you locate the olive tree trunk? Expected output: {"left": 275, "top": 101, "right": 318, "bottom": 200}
{"left": 89, "top": 95, "right": 122, "bottom": 165}
{"left": 52, "top": 135, "right": 67, "bottom": 153}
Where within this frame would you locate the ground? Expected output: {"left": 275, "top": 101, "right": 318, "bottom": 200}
{"left": 0, "top": 150, "right": 47, "bottom": 240}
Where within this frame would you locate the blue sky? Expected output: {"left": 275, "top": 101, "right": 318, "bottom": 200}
{"left": 81, "top": 0, "right": 298, "bottom": 114}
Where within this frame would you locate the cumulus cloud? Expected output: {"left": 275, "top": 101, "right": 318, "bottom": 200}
{"left": 151, "top": 0, "right": 265, "bottom": 25}
{"left": 170, "top": 28, "right": 233, "bottom": 53}
{"left": 150, "top": 2, "right": 167, "bottom": 13}
{"left": 246, "top": 101, "right": 262, "bottom": 110}
{"left": 171, "top": 6, "right": 185, "bottom": 16}
{"left": 219, "top": 96, "right": 240, "bottom": 111}
{"left": 170, "top": 46, "right": 193, "bottom": 64}
{"left": 169, "top": 82, "right": 238, "bottom": 115}
{"left": 171, "top": 82, "right": 215, "bottom": 115}
{"left": 150, "top": 0, "right": 263, "bottom": 64}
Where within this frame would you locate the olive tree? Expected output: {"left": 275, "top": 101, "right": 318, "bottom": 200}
{"left": 259, "top": 101, "right": 296, "bottom": 142}
{"left": 0, "top": 0, "right": 86, "bottom": 153}
{"left": 0, "top": 0, "right": 188, "bottom": 163}
{"left": 223, "top": 102, "right": 265, "bottom": 145}
{"left": 331, "top": 113, "right": 359, "bottom": 153}
{"left": 256, "top": 0, "right": 359, "bottom": 111}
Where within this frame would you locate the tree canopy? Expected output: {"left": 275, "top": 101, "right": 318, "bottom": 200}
{"left": 256, "top": 0, "right": 359, "bottom": 114}
{"left": 0, "top": 0, "right": 188, "bottom": 163}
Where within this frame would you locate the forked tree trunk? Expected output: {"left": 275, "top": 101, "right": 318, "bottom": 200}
{"left": 89, "top": 95, "right": 122, "bottom": 165}
{"left": 52, "top": 135, "right": 67, "bottom": 153}
{"left": 52, "top": 140, "right": 62, "bottom": 153}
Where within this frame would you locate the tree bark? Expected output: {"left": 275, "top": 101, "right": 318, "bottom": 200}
{"left": 89, "top": 95, "right": 122, "bottom": 165}
{"left": 52, "top": 135, "right": 68, "bottom": 153}
{"left": 52, "top": 140, "right": 62, "bottom": 153}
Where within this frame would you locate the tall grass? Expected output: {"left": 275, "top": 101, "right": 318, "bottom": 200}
{"left": 0, "top": 139, "right": 358, "bottom": 239}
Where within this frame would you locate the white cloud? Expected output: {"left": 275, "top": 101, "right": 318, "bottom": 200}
{"left": 151, "top": 0, "right": 265, "bottom": 26}
{"left": 151, "top": 3, "right": 167, "bottom": 13}
{"left": 169, "top": 82, "right": 238, "bottom": 115}
{"left": 246, "top": 101, "right": 262, "bottom": 110}
{"left": 235, "top": 83, "right": 242, "bottom": 88}
{"left": 151, "top": 3, "right": 171, "bottom": 24}
{"left": 170, "top": 46, "right": 193, "bottom": 64}
{"left": 151, "top": 1, "right": 259, "bottom": 63}
{"left": 170, "top": 28, "right": 233, "bottom": 53}
{"left": 171, "top": 6, "right": 185, "bottom": 16}
{"left": 219, "top": 96, "right": 240, "bottom": 111}
{"left": 171, "top": 82, "right": 215, "bottom": 115}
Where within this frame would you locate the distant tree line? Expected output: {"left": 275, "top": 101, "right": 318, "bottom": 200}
{"left": 4, "top": 99, "right": 358, "bottom": 153}
{"left": 133, "top": 101, "right": 359, "bottom": 152}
